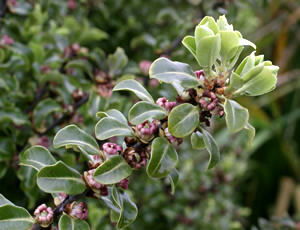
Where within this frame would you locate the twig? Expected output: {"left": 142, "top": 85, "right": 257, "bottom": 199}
{"left": 24, "top": 83, "right": 49, "bottom": 114}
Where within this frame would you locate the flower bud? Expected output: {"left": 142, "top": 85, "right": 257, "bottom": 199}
{"left": 102, "top": 142, "right": 123, "bottom": 156}
{"left": 199, "top": 90, "right": 218, "bottom": 111}
{"left": 139, "top": 60, "right": 152, "bottom": 75}
{"left": 123, "top": 147, "right": 148, "bottom": 169}
{"left": 72, "top": 89, "right": 85, "bottom": 102}
{"left": 88, "top": 155, "right": 103, "bottom": 169}
{"left": 34, "top": 204, "right": 54, "bottom": 228}
{"left": 194, "top": 70, "right": 205, "bottom": 80}
{"left": 156, "top": 97, "right": 177, "bottom": 112}
{"left": 69, "top": 202, "right": 88, "bottom": 220}
{"left": 37, "top": 136, "right": 50, "bottom": 149}
{"left": 118, "top": 178, "right": 129, "bottom": 190}
{"left": 40, "top": 65, "right": 51, "bottom": 74}
{"left": 164, "top": 128, "right": 183, "bottom": 147}
{"left": 68, "top": 0, "right": 77, "bottom": 10}
{"left": 0, "top": 35, "right": 14, "bottom": 47}
{"left": 54, "top": 193, "right": 68, "bottom": 206}
{"left": 136, "top": 121, "right": 157, "bottom": 142}
{"left": 84, "top": 169, "right": 108, "bottom": 196}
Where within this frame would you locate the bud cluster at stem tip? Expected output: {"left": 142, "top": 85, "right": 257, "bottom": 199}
{"left": 34, "top": 204, "right": 54, "bottom": 227}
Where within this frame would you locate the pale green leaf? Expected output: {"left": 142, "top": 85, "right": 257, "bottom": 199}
{"left": 191, "top": 131, "right": 205, "bottom": 150}
{"left": 59, "top": 214, "right": 90, "bottom": 230}
{"left": 107, "top": 47, "right": 128, "bottom": 76}
{"left": 96, "top": 109, "right": 128, "bottom": 126}
{"left": 168, "top": 169, "right": 179, "bottom": 195}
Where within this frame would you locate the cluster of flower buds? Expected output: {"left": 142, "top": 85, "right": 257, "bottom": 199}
{"left": 83, "top": 169, "right": 108, "bottom": 197}
{"left": 199, "top": 90, "right": 218, "bottom": 111}
{"left": 34, "top": 204, "right": 54, "bottom": 228}
{"left": 54, "top": 193, "right": 68, "bottom": 206}
{"left": 122, "top": 147, "right": 148, "bottom": 169}
{"left": 68, "top": 202, "right": 88, "bottom": 220}
{"left": 0, "top": 35, "right": 14, "bottom": 47}
{"left": 63, "top": 43, "right": 81, "bottom": 58}
{"left": 136, "top": 121, "right": 157, "bottom": 143}
{"left": 194, "top": 70, "right": 205, "bottom": 80}
{"left": 118, "top": 178, "right": 130, "bottom": 190}
{"left": 94, "top": 70, "right": 114, "bottom": 98}
{"left": 67, "top": 0, "right": 77, "bottom": 10}
{"left": 102, "top": 142, "right": 122, "bottom": 157}
{"left": 37, "top": 136, "right": 50, "bottom": 149}
{"left": 88, "top": 155, "right": 103, "bottom": 169}
{"left": 139, "top": 60, "right": 152, "bottom": 76}
{"left": 156, "top": 97, "right": 177, "bottom": 112}
{"left": 164, "top": 128, "right": 183, "bottom": 147}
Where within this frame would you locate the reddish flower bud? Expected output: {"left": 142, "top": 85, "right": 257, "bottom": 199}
{"left": 118, "top": 178, "right": 129, "bottom": 190}
{"left": 7, "top": 0, "right": 17, "bottom": 7}
{"left": 194, "top": 70, "right": 205, "bottom": 80}
{"left": 69, "top": 202, "right": 88, "bottom": 220}
{"left": 136, "top": 121, "right": 157, "bottom": 142}
{"left": 156, "top": 97, "right": 177, "bottom": 112}
{"left": 71, "top": 43, "right": 80, "bottom": 54}
{"left": 84, "top": 169, "right": 108, "bottom": 196}
{"left": 88, "top": 155, "right": 103, "bottom": 169}
{"left": 139, "top": 60, "right": 152, "bottom": 75}
{"left": 164, "top": 128, "right": 183, "bottom": 147}
{"left": 37, "top": 136, "right": 50, "bottom": 149}
{"left": 34, "top": 204, "right": 54, "bottom": 227}
{"left": 199, "top": 90, "right": 218, "bottom": 111}
{"left": 0, "top": 35, "right": 14, "bottom": 47}
{"left": 102, "top": 142, "right": 122, "bottom": 156}
{"left": 67, "top": 0, "right": 77, "bottom": 10}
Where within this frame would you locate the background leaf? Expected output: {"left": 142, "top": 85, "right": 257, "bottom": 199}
{"left": 59, "top": 214, "right": 90, "bottom": 230}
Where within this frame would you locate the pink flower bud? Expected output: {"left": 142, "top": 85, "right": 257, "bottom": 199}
{"left": 199, "top": 90, "right": 218, "bottom": 111}
{"left": 194, "top": 70, "right": 205, "bottom": 79}
{"left": 67, "top": 0, "right": 77, "bottom": 10}
{"left": 164, "top": 128, "right": 183, "bottom": 147}
{"left": 7, "top": 0, "right": 17, "bottom": 7}
{"left": 88, "top": 155, "right": 103, "bottom": 169}
{"left": 119, "top": 178, "right": 129, "bottom": 190}
{"left": 37, "top": 136, "right": 50, "bottom": 149}
{"left": 102, "top": 142, "right": 122, "bottom": 156}
{"left": 139, "top": 60, "right": 152, "bottom": 75}
{"left": 0, "top": 35, "right": 14, "bottom": 47}
{"left": 136, "top": 121, "right": 157, "bottom": 142}
{"left": 34, "top": 204, "right": 54, "bottom": 227}
{"left": 84, "top": 169, "right": 108, "bottom": 196}
{"left": 156, "top": 97, "right": 176, "bottom": 112}
{"left": 70, "top": 202, "right": 88, "bottom": 220}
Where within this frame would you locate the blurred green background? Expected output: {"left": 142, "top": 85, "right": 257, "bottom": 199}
{"left": 0, "top": 0, "right": 300, "bottom": 229}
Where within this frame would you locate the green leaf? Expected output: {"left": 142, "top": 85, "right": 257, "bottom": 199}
{"left": 0, "top": 109, "right": 29, "bottom": 126}
{"left": 240, "top": 122, "right": 256, "bottom": 147}
{"left": 95, "top": 117, "right": 134, "bottom": 140}
{"left": 168, "top": 169, "right": 179, "bottom": 195}
{"left": 53, "top": 125, "right": 100, "bottom": 156}
{"left": 111, "top": 187, "right": 138, "bottom": 229}
{"left": 0, "top": 205, "right": 35, "bottom": 230}
{"left": 239, "top": 38, "right": 256, "bottom": 50}
{"left": 37, "top": 161, "right": 86, "bottom": 195}
{"left": 235, "top": 52, "right": 256, "bottom": 77}
{"left": 107, "top": 47, "right": 128, "bottom": 76}
{"left": 191, "top": 131, "right": 205, "bottom": 150}
{"left": 147, "top": 137, "right": 178, "bottom": 178}
{"left": 168, "top": 104, "right": 200, "bottom": 138}
{"left": 182, "top": 36, "right": 199, "bottom": 64}
{"left": 96, "top": 109, "right": 128, "bottom": 126}
{"left": 113, "top": 79, "right": 154, "bottom": 103}
{"left": 20, "top": 146, "right": 56, "bottom": 171}
{"left": 0, "top": 138, "right": 15, "bottom": 161}
{"left": 65, "top": 59, "right": 93, "bottom": 79}
{"left": 219, "top": 31, "right": 240, "bottom": 63}
{"left": 224, "top": 99, "right": 249, "bottom": 133}
{"left": 198, "top": 16, "right": 219, "bottom": 34}
{"left": 79, "top": 28, "right": 108, "bottom": 45}
{"left": 59, "top": 214, "right": 90, "bottom": 230}
{"left": 224, "top": 72, "right": 244, "bottom": 94}
{"left": 196, "top": 34, "right": 221, "bottom": 69}
{"left": 0, "top": 195, "right": 14, "bottom": 207}
{"left": 149, "top": 57, "right": 201, "bottom": 89}
{"left": 200, "top": 127, "right": 220, "bottom": 170}
{"left": 128, "top": 101, "right": 168, "bottom": 125}
{"left": 33, "top": 98, "right": 62, "bottom": 132}
{"left": 93, "top": 155, "right": 132, "bottom": 184}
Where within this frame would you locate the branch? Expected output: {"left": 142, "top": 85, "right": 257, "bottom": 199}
{"left": 24, "top": 83, "right": 49, "bottom": 114}
{"left": 0, "top": 0, "right": 7, "bottom": 19}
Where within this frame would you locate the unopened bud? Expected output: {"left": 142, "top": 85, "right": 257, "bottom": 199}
{"left": 88, "top": 155, "right": 103, "bottom": 169}
{"left": 164, "top": 128, "right": 183, "bottom": 147}
{"left": 102, "top": 142, "right": 122, "bottom": 156}
{"left": 156, "top": 97, "right": 176, "bottom": 112}
{"left": 139, "top": 60, "right": 152, "bottom": 75}
{"left": 136, "top": 121, "right": 157, "bottom": 142}
{"left": 69, "top": 202, "right": 88, "bottom": 220}
{"left": 34, "top": 204, "right": 54, "bottom": 227}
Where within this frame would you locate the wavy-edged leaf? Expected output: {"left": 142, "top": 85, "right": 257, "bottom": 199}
{"left": 128, "top": 101, "right": 168, "bottom": 125}
{"left": 94, "top": 155, "right": 132, "bottom": 184}
{"left": 37, "top": 161, "right": 86, "bottom": 195}
{"left": 0, "top": 205, "right": 35, "bottom": 230}
{"left": 95, "top": 117, "right": 134, "bottom": 140}
{"left": 200, "top": 127, "right": 220, "bottom": 170}
{"left": 168, "top": 169, "right": 179, "bottom": 195}
{"left": 168, "top": 103, "right": 200, "bottom": 138}
{"left": 96, "top": 109, "right": 128, "bottom": 126}
{"left": 224, "top": 99, "right": 249, "bottom": 133}
{"left": 59, "top": 214, "right": 90, "bottom": 230}
{"left": 149, "top": 57, "right": 201, "bottom": 89}
{"left": 20, "top": 146, "right": 56, "bottom": 171}
{"left": 53, "top": 125, "right": 100, "bottom": 157}
{"left": 112, "top": 187, "right": 138, "bottom": 229}
{"left": 147, "top": 137, "right": 178, "bottom": 178}
{"left": 0, "top": 195, "right": 14, "bottom": 207}
{"left": 191, "top": 131, "right": 205, "bottom": 150}
{"left": 113, "top": 79, "right": 154, "bottom": 103}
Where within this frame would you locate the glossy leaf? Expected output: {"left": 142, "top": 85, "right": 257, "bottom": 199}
{"left": 96, "top": 109, "right": 128, "bottom": 126}
{"left": 65, "top": 59, "right": 93, "bottom": 79}
{"left": 219, "top": 31, "right": 240, "bottom": 62}
{"left": 59, "top": 214, "right": 90, "bottom": 230}
{"left": 20, "top": 146, "right": 56, "bottom": 171}
{"left": 182, "top": 36, "right": 199, "bottom": 64}
{"left": 200, "top": 127, "right": 220, "bottom": 170}
{"left": 0, "top": 205, "right": 35, "bottom": 230}
{"left": 224, "top": 99, "right": 249, "bottom": 133}
{"left": 107, "top": 47, "right": 128, "bottom": 76}
{"left": 0, "top": 195, "right": 14, "bottom": 207}
{"left": 94, "top": 155, "right": 132, "bottom": 184}
{"left": 191, "top": 131, "right": 205, "bottom": 150}
{"left": 95, "top": 117, "right": 134, "bottom": 140}
{"left": 53, "top": 125, "right": 100, "bottom": 156}
{"left": 149, "top": 57, "right": 201, "bottom": 89}
{"left": 113, "top": 79, "right": 154, "bottom": 103}
{"left": 240, "top": 122, "right": 256, "bottom": 147}
{"left": 128, "top": 101, "right": 168, "bottom": 125}
{"left": 168, "top": 169, "right": 179, "bottom": 195}
{"left": 0, "top": 138, "right": 15, "bottom": 161}
{"left": 112, "top": 187, "right": 138, "bottom": 229}
{"left": 168, "top": 103, "right": 200, "bottom": 138}
{"left": 198, "top": 16, "right": 219, "bottom": 34}
{"left": 224, "top": 72, "right": 244, "bottom": 94}
{"left": 37, "top": 161, "right": 86, "bottom": 195}
{"left": 147, "top": 137, "right": 178, "bottom": 178}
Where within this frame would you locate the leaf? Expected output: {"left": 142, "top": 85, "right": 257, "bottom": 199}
{"left": 182, "top": 36, "right": 199, "bottom": 64}
{"left": 93, "top": 155, "right": 132, "bottom": 184}
{"left": 147, "top": 137, "right": 178, "bottom": 178}
{"left": 53, "top": 125, "right": 100, "bottom": 156}
{"left": 37, "top": 161, "right": 86, "bottom": 195}
{"left": 191, "top": 131, "right": 205, "bottom": 150}
{"left": 198, "top": 16, "right": 219, "bottom": 34}
{"left": 59, "top": 214, "right": 90, "bottom": 230}
{"left": 0, "top": 205, "right": 35, "bottom": 230}
{"left": 200, "top": 127, "right": 220, "bottom": 170}
{"left": 95, "top": 117, "right": 134, "bottom": 140}
{"left": 0, "top": 138, "right": 15, "bottom": 161}
{"left": 235, "top": 52, "right": 256, "bottom": 77}
{"left": 0, "top": 109, "right": 29, "bottom": 126}
{"left": 65, "top": 59, "right": 93, "bottom": 79}
{"left": 168, "top": 103, "right": 200, "bottom": 138}
{"left": 196, "top": 34, "right": 221, "bottom": 69}
{"left": 240, "top": 122, "right": 256, "bottom": 147}
{"left": 33, "top": 98, "right": 62, "bottom": 132}
{"left": 0, "top": 195, "right": 14, "bottom": 207}
{"left": 219, "top": 31, "right": 240, "bottom": 63}
{"left": 168, "top": 169, "right": 179, "bottom": 195}
{"left": 149, "top": 57, "right": 202, "bottom": 89}
{"left": 107, "top": 47, "right": 128, "bottom": 76}
{"left": 111, "top": 187, "right": 138, "bottom": 229}
{"left": 79, "top": 28, "right": 108, "bottom": 45}
{"left": 239, "top": 38, "right": 256, "bottom": 49}
{"left": 96, "top": 109, "right": 128, "bottom": 126}
{"left": 113, "top": 79, "right": 154, "bottom": 103}
{"left": 224, "top": 72, "right": 244, "bottom": 94}
{"left": 224, "top": 99, "right": 249, "bottom": 133}
{"left": 128, "top": 101, "right": 168, "bottom": 125}
{"left": 20, "top": 146, "right": 56, "bottom": 171}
